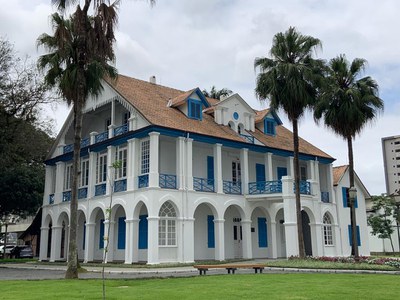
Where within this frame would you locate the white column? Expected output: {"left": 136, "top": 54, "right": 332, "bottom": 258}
{"left": 186, "top": 138, "right": 194, "bottom": 191}
{"left": 176, "top": 137, "right": 185, "bottom": 190}
{"left": 147, "top": 216, "right": 159, "bottom": 264}
{"left": 214, "top": 219, "right": 225, "bottom": 261}
{"left": 50, "top": 226, "right": 62, "bottom": 262}
{"left": 124, "top": 219, "right": 133, "bottom": 264}
{"left": 288, "top": 157, "right": 294, "bottom": 177}
{"left": 267, "top": 153, "right": 273, "bottom": 180}
{"left": 214, "top": 143, "right": 223, "bottom": 193}
{"left": 328, "top": 164, "right": 335, "bottom": 204}
{"left": 84, "top": 222, "right": 95, "bottom": 262}
{"left": 108, "top": 99, "right": 116, "bottom": 138}
{"left": 310, "top": 222, "right": 324, "bottom": 256}
{"left": 282, "top": 176, "right": 298, "bottom": 257}
{"left": 308, "top": 160, "right": 315, "bottom": 180}
{"left": 90, "top": 131, "right": 98, "bottom": 145}
{"left": 128, "top": 114, "right": 137, "bottom": 131}
{"left": 182, "top": 218, "right": 195, "bottom": 263}
{"left": 55, "top": 162, "right": 65, "bottom": 204}
{"left": 314, "top": 160, "right": 321, "bottom": 199}
{"left": 104, "top": 220, "right": 115, "bottom": 263}
{"left": 87, "top": 152, "right": 97, "bottom": 198}
{"left": 131, "top": 219, "right": 140, "bottom": 263}
{"left": 270, "top": 221, "right": 278, "bottom": 258}
{"left": 240, "top": 148, "right": 249, "bottom": 194}
{"left": 127, "top": 138, "right": 137, "bottom": 191}
{"left": 39, "top": 227, "right": 49, "bottom": 261}
{"left": 241, "top": 219, "right": 252, "bottom": 259}
{"left": 106, "top": 146, "right": 115, "bottom": 196}
{"left": 149, "top": 132, "right": 160, "bottom": 188}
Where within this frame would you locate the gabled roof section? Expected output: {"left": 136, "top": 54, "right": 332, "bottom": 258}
{"left": 255, "top": 109, "right": 283, "bottom": 125}
{"left": 333, "top": 165, "right": 371, "bottom": 198}
{"left": 168, "top": 87, "right": 210, "bottom": 108}
{"left": 217, "top": 93, "right": 255, "bottom": 114}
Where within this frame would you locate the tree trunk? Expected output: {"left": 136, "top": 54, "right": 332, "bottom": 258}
{"left": 347, "top": 136, "right": 359, "bottom": 259}
{"left": 293, "top": 118, "right": 305, "bottom": 258}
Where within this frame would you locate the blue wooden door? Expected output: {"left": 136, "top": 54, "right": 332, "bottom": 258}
{"left": 277, "top": 167, "right": 287, "bottom": 180}
{"left": 256, "top": 164, "right": 266, "bottom": 191}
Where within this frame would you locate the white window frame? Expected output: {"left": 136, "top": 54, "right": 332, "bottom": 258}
{"left": 64, "top": 164, "right": 73, "bottom": 191}
{"left": 141, "top": 139, "right": 150, "bottom": 175}
{"left": 158, "top": 202, "right": 177, "bottom": 246}
{"left": 115, "top": 146, "right": 127, "bottom": 180}
{"left": 323, "top": 214, "right": 334, "bottom": 246}
{"left": 96, "top": 152, "right": 108, "bottom": 184}
{"left": 80, "top": 159, "right": 89, "bottom": 187}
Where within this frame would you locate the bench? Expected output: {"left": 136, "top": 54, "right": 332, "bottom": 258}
{"left": 194, "top": 264, "right": 265, "bottom": 275}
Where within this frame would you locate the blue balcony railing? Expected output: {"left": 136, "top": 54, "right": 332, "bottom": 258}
{"left": 114, "top": 179, "right": 127, "bottom": 192}
{"left": 49, "top": 194, "right": 55, "bottom": 204}
{"left": 94, "top": 183, "right": 106, "bottom": 196}
{"left": 78, "top": 187, "right": 88, "bottom": 199}
{"left": 80, "top": 137, "right": 90, "bottom": 148}
{"left": 138, "top": 174, "right": 149, "bottom": 188}
{"left": 159, "top": 174, "right": 177, "bottom": 189}
{"left": 62, "top": 191, "right": 72, "bottom": 202}
{"left": 95, "top": 131, "right": 109, "bottom": 143}
{"left": 321, "top": 191, "right": 330, "bottom": 203}
{"left": 248, "top": 180, "right": 282, "bottom": 195}
{"left": 240, "top": 134, "right": 254, "bottom": 144}
{"left": 193, "top": 177, "right": 215, "bottom": 192}
{"left": 298, "top": 180, "right": 311, "bottom": 195}
{"left": 223, "top": 180, "right": 242, "bottom": 194}
{"left": 63, "top": 144, "right": 73, "bottom": 154}
{"left": 114, "top": 123, "right": 129, "bottom": 137}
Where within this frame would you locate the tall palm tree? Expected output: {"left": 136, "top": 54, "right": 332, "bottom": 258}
{"left": 254, "top": 27, "right": 324, "bottom": 258}
{"left": 314, "top": 54, "right": 383, "bottom": 258}
{"left": 202, "top": 86, "right": 233, "bottom": 100}
{"left": 37, "top": 0, "right": 120, "bottom": 278}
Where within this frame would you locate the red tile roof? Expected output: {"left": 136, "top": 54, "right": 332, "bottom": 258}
{"left": 333, "top": 165, "right": 348, "bottom": 186}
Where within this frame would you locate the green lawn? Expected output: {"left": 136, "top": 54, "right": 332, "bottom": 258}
{"left": 0, "top": 274, "right": 399, "bottom": 299}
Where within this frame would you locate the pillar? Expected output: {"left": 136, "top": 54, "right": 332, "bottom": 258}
{"left": 127, "top": 138, "right": 137, "bottom": 191}
{"left": 186, "top": 138, "right": 193, "bottom": 191}
{"left": 267, "top": 153, "right": 273, "bottom": 180}
{"left": 240, "top": 148, "right": 249, "bottom": 194}
{"left": 50, "top": 226, "right": 62, "bottom": 262}
{"left": 84, "top": 222, "right": 95, "bottom": 262}
{"left": 131, "top": 219, "right": 140, "bottom": 262}
{"left": 55, "top": 161, "right": 65, "bottom": 204}
{"left": 176, "top": 137, "right": 185, "bottom": 190}
{"left": 149, "top": 132, "right": 160, "bottom": 188}
{"left": 103, "top": 220, "right": 115, "bottom": 263}
{"left": 270, "top": 221, "right": 278, "bottom": 258}
{"left": 282, "top": 176, "right": 298, "bottom": 257}
{"left": 241, "top": 219, "right": 252, "bottom": 259}
{"left": 214, "top": 143, "right": 223, "bottom": 193}
{"left": 310, "top": 222, "right": 323, "bottom": 256}
{"left": 182, "top": 218, "right": 195, "bottom": 263}
{"left": 39, "top": 227, "right": 49, "bottom": 261}
{"left": 214, "top": 219, "right": 225, "bottom": 261}
{"left": 288, "top": 156, "right": 294, "bottom": 177}
{"left": 87, "top": 152, "right": 97, "bottom": 198}
{"left": 147, "top": 216, "right": 159, "bottom": 264}
{"left": 106, "top": 146, "right": 115, "bottom": 196}
{"left": 108, "top": 99, "right": 116, "bottom": 138}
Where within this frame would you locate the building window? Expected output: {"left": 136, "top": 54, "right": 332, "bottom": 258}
{"left": 105, "top": 118, "right": 111, "bottom": 131}
{"left": 115, "top": 146, "right": 127, "bottom": 179}
{"left": 188, "top": 98, "right": 202, "bottom": 120}
{"left": 323, "top": 214, "right": 333, "bottom": 246}
{"left": 264, "top": 118, "right": 276, "bottom": 135}
{"left": 123, "top": 112, "right": 130, "bottom": 125}
{"left": 96, "top": 152, "right": 107, "bottom": 184}
{"left": 300, "top": 166, "right": 307, "bottom": 181}
{"left": 80, "top": 159, "right": 89, "bottom": 187}
{"left": 141, "top": 139, "right": 150, "bottom": 174}
{"left": 64, "top": 164, "right": 73, "bottom": 190}
{"left": 232, "top": 161, "right": 241, "bottom": 183}
{"left": 158, "top": 201, "right": 177, "bottom": 246}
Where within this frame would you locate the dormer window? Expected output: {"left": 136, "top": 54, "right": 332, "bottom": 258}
{"left": 264, "top": 118, "right": 276, "bottom": 135}
{"left": 188, "top": 98, "right": 202, "bottom": 120}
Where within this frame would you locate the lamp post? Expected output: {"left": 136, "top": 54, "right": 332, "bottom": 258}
{"left": 348, "top": 186, "right": 359, "bottom": 259}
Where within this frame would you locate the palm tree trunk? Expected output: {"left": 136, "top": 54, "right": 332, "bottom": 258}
{"left": 293, "top": 118, "right": 305, "bottom": 258}
{"left": 347, "top": 136, "right": 359, "bottom": 258}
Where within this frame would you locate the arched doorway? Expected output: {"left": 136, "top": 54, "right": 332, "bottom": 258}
{"left": 301, "top": 210, "right": 312, "bottom": 256}
{"left": 224, "top": 205, "right": 244, "bottom": 259}
{"left": 193, "top": 203, "right": 217, "bottom": 261}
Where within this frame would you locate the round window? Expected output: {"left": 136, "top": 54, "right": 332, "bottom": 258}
{"left": 233, "top": 112, "right": 239, "bottom": 120}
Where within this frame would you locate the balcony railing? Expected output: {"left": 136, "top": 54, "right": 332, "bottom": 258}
{"left": 223, "top": 180, "right": 242, "bottom": 194}
{"left": 95, "top": 131, "right": 109, "bottom": 143}
{"left": 240, "top": 134, "right": 254, "bottom": 144}
{"left": 159, "top": 174, "right": 177, "bottom": 189}
{"left": 248, "top": 180, "right": 282, "bottom": 195}
{"left": 49, "top": 194, "right": 55, "bottom": 204}
{"left": 114, "top": 123, "right": 129, "bottom": 137}
{"left": 193, "top": 177, "right": 215, "bottom": 192}
{"left": 321, "top": 191, "right": 330, "bottom": 203}
{"left": 298, "top": 180, "right": 311, "bottom": 195}
{"left": 94, "top": 183, "right": 106, "bottom": 196}
{"left": 78, "top": 187, "right": 88, "bottom": 199}
{"left": 114, "top": 179, "right": 127, "bottom": 192}
{"left": 62, "top": 190, "right": 72, "bottom": 202}
{"left": 138, "top": 174, "right": 149, "bottom": 188}
{"left": 63, "top": 144, "right": 73, "bottom": 154}
{"left": 80, "top": 138, "right": 90, "bottom": 148}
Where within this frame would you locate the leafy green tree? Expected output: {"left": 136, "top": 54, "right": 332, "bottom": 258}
{"left": 202, "top": 86, "right": 232, "bottom": 100}
{"left": 254, "top": 27, "right": 324, "bottom": 258}
{"left": 368, "top": 195, "right": 397, "bottom": 252}
{"left": 314, "top": 54, "right": 384, "bottom": 258}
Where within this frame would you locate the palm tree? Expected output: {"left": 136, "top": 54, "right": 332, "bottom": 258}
{"left": 314, "top": 54, "right": 383, "bottom": 258}
{"left": 37, "top": 0, "right": 120, "bottom": 278}
{"left": 254, "top": 27, "right": 324, "bottom": 258}
{"left": 202, "top": 86, "right": 233, "bottom": 100}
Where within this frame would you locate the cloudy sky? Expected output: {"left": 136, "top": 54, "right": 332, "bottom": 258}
{"left": 1, "top": 0, "right": 399, "bottom": 195}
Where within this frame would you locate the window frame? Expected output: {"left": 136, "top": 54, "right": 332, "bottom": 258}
{"left": 80, "top": 159, "right": 89, "bottom": 187}
{"left": 115, "top": 146, "right": 127, "bottom": 180}
{"left": 188, "top": 98, "right": 202, "bottom": 120}
{"left": 264, "top": 118, "right": 276, "bottom": 135}
{"left": 323, "top": 214, "right": 334, "bottom": 246}
{"left": 96, "top": 152, "right": 108, "bottom": 184}
{"left": 158, "top": 202, "right": 177, "bottom": 247}
{"left": 64, "top": 164, "right": 73, "bottom": 191}
{"left": 140, "top": 139, "right": 150, "bottom": 175}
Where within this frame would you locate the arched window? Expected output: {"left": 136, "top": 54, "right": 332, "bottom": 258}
{"left": 159, "top": 202, "right": 177, "bottom": 246}
{"left": 323, "top": 213, "right": 333, "bottom": 246}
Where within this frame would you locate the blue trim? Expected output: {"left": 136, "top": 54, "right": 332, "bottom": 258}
{"left": 45, "top": 125, "right": 335, "bottom": 166}
{"left": 117, "top": 217, "right": 126, "bottom": 249}
{"left": 207, "top": 215, "right": 215, "bottom": 248}
{"left": 233, "top": 112, "right": 239, "bottom": 120}
{"left": 188, "top": 98, "right": 202, "bottom": 120}
{"left": 99, "top": 219, "right": 104, "bottom": 249}
{"left": 207, "top": 156, "right": 214, "bottom": 182}
{"left": 348, "top": 225, "right": 361, "bottom": 246}
{"left": 264, "top": 118, "right": 276, "bottom": 136}
{"left": 342, "top": 187, "right": 348, "bottom": 207}
{"left": 269, "top": 110, "right": 283, "bottom": 125}
{"left": 277, "top": 167, "right": 287, "bottom": 180}
{"left": 258, "top": 217, "right": 268, "bottom": 248}
{"left": 138, "top": 215, "right": 148, "bottom": 249}
{"left": 193, "top": 88, "right": 210, "bottom": 108}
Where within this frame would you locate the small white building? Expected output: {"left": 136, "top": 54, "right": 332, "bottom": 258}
{"left": 39, "top": 75, "right": 370, "bottom": 264}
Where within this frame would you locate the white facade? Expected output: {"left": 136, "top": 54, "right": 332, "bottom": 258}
{"left": 39, "top": 76, "right": 371, "bottom": 263}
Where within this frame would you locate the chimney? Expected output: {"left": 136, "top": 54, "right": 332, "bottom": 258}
{"left": 149, "top": 75, "right": 156, "bottom": 84}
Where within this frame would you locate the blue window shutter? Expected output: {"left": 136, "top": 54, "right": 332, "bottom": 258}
{"left": 348, "top": 225, "right": 361, "bottom": 246}
{"left": 354, "top": 196, "right": 358, "bottom": 208}
{"left": 188, "top": 99, "right": 202, "bottom": 120}
{"left": 357, "top": 226, "right": 361, "bottom": 246}
{"left": 99, "top": 219, "right": 104, "bottom": 249}
{"left": 277, "top": 167, "right": 287, "bottom": 180}
{"left": 342, "top": 187, "right": 348, "bottom": 207}
{"left": 118, "top": 217, "right": 126, "bottom": 249}
{"left": 139, "top": 215, "right": 148, "bottom": 249}
{"left": 83, "top": 222, "right": 86, "bottom": 250}
{"left": 207, "top": 156, "right": 214, "bottom": 181}
{"left": 256, "top": 164, "right": 266, "bottom": 182}
{"left": 348, "top": 225, "right": 351, "bottom": 245}
{"left": 207, "top": 215, "right": 215, "bottom": 248}
{"left": 258, "top": 217, "right": 268, "bottom": 248}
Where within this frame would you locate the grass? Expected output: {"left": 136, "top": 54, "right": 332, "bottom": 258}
{"left": 0, "top": 258, "right": 37, "bottom": 264}
{"left": 0, "top": 274, "right": 399, "bottom": 299}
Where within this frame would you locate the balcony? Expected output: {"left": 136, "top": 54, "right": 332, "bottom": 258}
{"left": 78, "top": 187, "right": 88, "bottom": 199}
{"left": 114, "top": 179, "right": 127, "bottom": 192}
{"left": 63, "top": 144, "right": 73, "bottom": 154}
{"left": 321, "top": 191, "right": 330, "bottom": 203}
{"left": 248, "top": 180, "right": 282, "bottom": 195}
{"left": 193, "top": 177, "right": 214, "bottom": 192}
{"left": 81, "top": 138, "right": 90, "bottom": 148}
{"left": 138, "top": 174, "right": 149, "bottom": 188}
{"left": 298, "top": 180, "right": 311, "bottom": 195}
{"left": 114, "top": 123, "right": 128, "bottom": 137}
{"left": 223, "top": 180, "right": 241, "bottom": 194}
{"left": 159, "top": 174, "right": 177, "bottom": 189}
{"left": 95, "top": 183, "right": 106, "bottom": 196}
{"left": 49, "top": 194, "right": 55, "bottom": 204}
{"left": 240, "top": 134, "right": 254, "bottom": 144}
{"left": 62, "top": 191, "right": 72, "bottom": 202}
{"left": 95, "top": 131, "right": 109, "bottom": 143}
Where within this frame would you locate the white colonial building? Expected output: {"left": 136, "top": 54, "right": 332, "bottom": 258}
{"left": 39, "top": 75, "right": 370, "bottom": 264}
